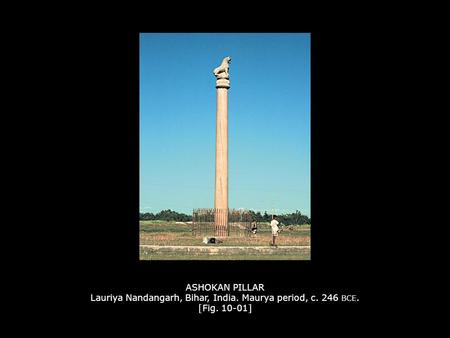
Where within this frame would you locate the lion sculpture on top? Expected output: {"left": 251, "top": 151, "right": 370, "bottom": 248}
{"left": 213, "top": 56, "right": 231, "bottom": 79}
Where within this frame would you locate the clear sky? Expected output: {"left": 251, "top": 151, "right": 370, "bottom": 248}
{"left": 140, "top": 33, "right": 310, "bottom": 216}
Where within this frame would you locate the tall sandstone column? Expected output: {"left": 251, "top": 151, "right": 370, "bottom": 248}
{"left": 213, "top": 57, "right": 231, "bottom": 236}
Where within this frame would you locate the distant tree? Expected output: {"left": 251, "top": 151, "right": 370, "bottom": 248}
{"left": 250, "top": 212, "right": 255, "bottom": 221}
{"left": 139, "top": 209, "right": 308, "bottom": 224}
{"left": 141, "top": 209, "right": 192, "bottom": 221}
{"left": 139, "top": 212, "right": 155, "bottom": 220}
{"left": 278, "top": 210, "right": 311, "bottom": 225}
{"left": 255, "top": 211, "right": 263, "bottom": 222}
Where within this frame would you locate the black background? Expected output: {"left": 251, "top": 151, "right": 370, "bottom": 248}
{"left": 43, "top": 24, "right": 397, "bottom": 321}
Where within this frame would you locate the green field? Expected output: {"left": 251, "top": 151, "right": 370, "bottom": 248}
{"left": 139, "top": 220, "right": 310, "bottom": 260}
{"left": 139, "top": 249, "right": 310, "bottom": 260}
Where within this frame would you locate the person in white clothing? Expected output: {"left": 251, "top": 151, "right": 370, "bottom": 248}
{"left": 270, "top": 215, "right": 280, "bottom": 247}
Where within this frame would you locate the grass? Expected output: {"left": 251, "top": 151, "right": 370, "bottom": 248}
{"left": 140, "top": 250, "right": 311, "bottom": 260}
{"left": 139, "top": 220, "right": 310, "bottom": 260}
{"left": 140, "top": 233, "right": 310, "bottom": 246}
{"left": 140, "top": 221, "right": 310, "bottom": 246}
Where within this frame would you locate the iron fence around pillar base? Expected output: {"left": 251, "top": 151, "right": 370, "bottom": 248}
{"left": 192, "top": 208, "right": 252, "bottom": 237}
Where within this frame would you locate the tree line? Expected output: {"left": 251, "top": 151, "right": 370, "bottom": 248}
{"left": 140, "top": 209, "right": 192, "bottom": 222}
{"left": 247, "top": 210, "right": 311, "bottom": 225}
{"left": 140, "top": 209, "right": 311, "bottom": 225}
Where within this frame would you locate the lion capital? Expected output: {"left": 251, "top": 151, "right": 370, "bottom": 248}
{"left": 213, "top": 56, "right": 231, "bottom": 79}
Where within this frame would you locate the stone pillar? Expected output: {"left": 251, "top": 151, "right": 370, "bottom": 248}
{"left": 213, "top": 57, "right": 231, "bottom": 236}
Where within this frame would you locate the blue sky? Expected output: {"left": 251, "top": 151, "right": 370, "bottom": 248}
{"left": 140, "top": 33, "right": 310, "bottom": 216}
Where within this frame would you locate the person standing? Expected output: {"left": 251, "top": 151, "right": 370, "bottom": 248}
{"left": 270, "top": 215, "right": 280, "bottom": 247}
{"left": 251, "top": 221, "right": 258, "bottom": 234}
